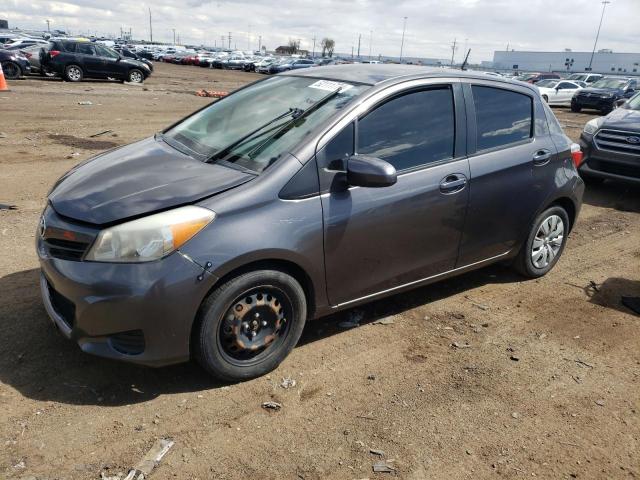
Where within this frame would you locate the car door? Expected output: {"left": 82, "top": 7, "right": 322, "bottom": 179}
{"left": 317, "top": 82, "right": 469, "bottom": 306}
{"left": 556, "top": 81, "right": 579, "bottom": 104}
{"left": 94, "top": 44, "right": 123, "bottom": 77}
{"left": 458, "top": 81, "right": 559, "bottom": 265}
{"left": 75, "top": 43, "right": 103, "bottom": 75}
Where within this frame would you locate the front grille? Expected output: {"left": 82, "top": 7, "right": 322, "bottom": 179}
{"left": 44, "top": 238, "right": 90, "bottom": 261}
{"left": 109, "top": 330, "right": 145, "bottom": 355}
{"left": 588, "top": 159, "right": 640, "bottom": 179}
{"left": 47, "top": 281, "right": 75, "bottom": 329}
{"left": 594, "top": 129, "right": 640, "bottom": 156}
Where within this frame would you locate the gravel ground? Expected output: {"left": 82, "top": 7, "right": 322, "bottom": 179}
{"left": 0, "top": 63, "right": 639, "bottom": 480}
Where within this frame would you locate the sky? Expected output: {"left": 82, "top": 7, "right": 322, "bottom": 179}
{"left": 2, "top": 0, "right": 639, "bottom": 63}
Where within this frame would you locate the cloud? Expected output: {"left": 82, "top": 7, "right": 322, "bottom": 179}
{"left": 1, "top": 0, "right": 638, "bottom": 62}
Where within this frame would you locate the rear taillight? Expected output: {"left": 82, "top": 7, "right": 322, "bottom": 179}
{"left": 49, "top": 50, "right": 61, "bottom": 57}
{"left": 570, "top": 143, "right": 583, "bottom": 168}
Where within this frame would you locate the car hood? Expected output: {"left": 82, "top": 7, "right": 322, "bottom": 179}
{"left": 49, "top": 136, "right": 254, "bottom": 225}
{"left": 602, "top": 107, "right": 640, "bottom": 131}
{"left": 579, "top": 87, "right": 623, "bottom": 95}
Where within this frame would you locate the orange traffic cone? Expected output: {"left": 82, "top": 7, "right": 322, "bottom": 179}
{"left": 0, "top": 62, "right": 9, "bottom": 91}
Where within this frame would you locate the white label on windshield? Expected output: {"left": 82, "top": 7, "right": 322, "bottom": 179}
{"left": 308, "top": 80, "right": 353, "bottom": 92}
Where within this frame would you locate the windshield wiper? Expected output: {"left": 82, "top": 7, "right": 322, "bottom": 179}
{"left": 207, "top": 87, "right": 343, "bottom": 164}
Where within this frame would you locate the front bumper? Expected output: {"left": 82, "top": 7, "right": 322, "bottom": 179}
{"left": 579, "top": 133, "right": 640, "bottom": 184}
{"left": 38, "top": 249, "right": 216, "bottom": 366}
{"left": 572, "top": 96, "right": 616, "bottom": 111}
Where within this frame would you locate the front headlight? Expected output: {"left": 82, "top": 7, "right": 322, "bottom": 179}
{"left": 583, "top": 117, "right": 604, "bottom": 135}
{"left": 85, "top": 206, "right": 215, "bottom": 263}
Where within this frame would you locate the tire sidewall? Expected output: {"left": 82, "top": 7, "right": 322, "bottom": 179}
{"left": 196, "top": 270, "right": 307, "bottom": 382}
{"left": 521, "top": 206, "right": 569, "bottom": 278}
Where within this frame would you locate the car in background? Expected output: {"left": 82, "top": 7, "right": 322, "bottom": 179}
{"left": 20, "top": 44, "right": 56, "bottom": 77}
{"left": 43, "top": 40, "right": 152, "bottom": 83}
{"left": 516, "top": 72, "right": 560, "bottom": 84}
{"left": 222, "top": 54, "right": 248, "bottom": 70}
{"left": 0, "top": 48, "right": 31, "bottom": 79}
{"left": 567, "top": 73, "right": 602, "bottom": 84}
{"left": 578, "top": 92, "right": 640, "bottom": 184}
{"left": 255, "top": 57, "right": 276, "bottom": 73}
{"left": 571, "top": 77, "right": 637, "bottom": 114}
{"left": 537, "top": 80, "right": 583, "bottom": 106}
{"left": 117, "top": 47, "right": 154, "bottom": 71}
{"left": 269, "top": 57, "right": 315, "bottom": 73}
{"left": 3, "top": 38, "right": 49, "bottom": 50}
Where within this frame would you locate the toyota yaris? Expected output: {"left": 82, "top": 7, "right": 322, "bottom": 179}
{"left": 38, "top": 65, "right": 584, "bottom": 381}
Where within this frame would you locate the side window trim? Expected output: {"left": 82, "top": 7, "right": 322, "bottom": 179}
{"left": 462, "top": 81, "right": 536, "bottom": 157}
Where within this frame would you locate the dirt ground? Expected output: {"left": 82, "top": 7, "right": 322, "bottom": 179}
{"left": 1, "top": 63, "right": 639, "bottom": 480}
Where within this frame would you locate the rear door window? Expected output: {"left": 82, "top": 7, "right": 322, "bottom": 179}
{"left": 357, "top": 87, "right": 456, "bottom": 171}
{"left": 471, "top": 86, "right": 533, "bottom": 151}
{"left": 76, "top": 43, "right": 96, "bottom": 55}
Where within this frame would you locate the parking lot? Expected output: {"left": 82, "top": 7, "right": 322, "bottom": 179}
{"left": 1, "top": 63, "right": 639, "bottom": 479}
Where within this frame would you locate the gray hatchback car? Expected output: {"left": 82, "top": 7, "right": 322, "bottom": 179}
{"left": 38, "top": 65, "right": 584, "bottom": 381}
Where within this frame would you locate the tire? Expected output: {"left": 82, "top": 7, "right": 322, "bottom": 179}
{"left": 1, "top": 61, "right": 21, "bottom": 79}
{"left": 570, "top": 102, "right": 581, "bottom": 113}
{"left": 127, "top": 69, "right": 144, "bottom": 83}
{"left": 195, "top": 269, "right": 307, "bottom": 382}
{"left": 514, "top": 206, "right": 569, "bottom": 279}
{"left": 64, "top": 64, "right": 83, "bottom": 82}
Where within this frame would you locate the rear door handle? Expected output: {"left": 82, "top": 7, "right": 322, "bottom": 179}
{"left": 533, "top": 149, "right": 552, "bottom": 166}
{"left": 439, "top": 173, "right": 467, "bottom": 194}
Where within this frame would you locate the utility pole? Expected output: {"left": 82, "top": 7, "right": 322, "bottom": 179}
{"left": 228, "top": 32, "right": 232, "bottom": 50}
{"left": 357, "top": 33, "right": 361, "bottom": 59}
{"left": 221, "top": 35, "right": 225, "bottom": 49}
{"left": 450, "top": 38, "right": 457, "bottom": 66}
{"left": 259, "top": 35, "right": 262, "bottom": 52}
{"left": 506, "top": 42, "right": 510, "bottom": 51}
{"left": 588, "top": 0, "right": 611, "bottom": 71}
{"left": 399, "top": 16, "right": 408, "bottom": 63}
{"left": 312, "top": 35, "right": 316, "bottom": 59}
{"left": 46, "top": 19, "right": 51, "bottom": 33}
{"left": 148, "top": 7, "right": 153, "bottom": 42}
{"left": 172, "top": 28, "right": 176, "bottom": 45}
{"left": 369, "top": 30, "right": 373, "bottom": 60}
{"left": 247, "top": 24, "right": 251, "bottom": 50}
{"left": 351, "top": 46, "right": 354, "bottom": 59}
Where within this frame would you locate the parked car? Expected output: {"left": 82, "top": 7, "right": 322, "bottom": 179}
{"left": 38, "top": 65, "right": 584, "bottom": 381}
{"left": 577, "top": 92, "right": 640, "bottom": 184}
{"left": 537, "top": 80, "right": 583, "bottom": 106}
{"left": 255, "top": 57, "right": 277, "bottom": 73}
{"left": 20, "top": 44, "right": 56, "bottom": 77}
{"left": 222, "top": 55, "right": 247, "bottom": 70}
{"left": 43, "top": 40, "right": 152, "bottom": 83}
{"left": 0, "top": 48, "right": 31, "bottom": 79}
{"left": 117, "top": 48, "right": 154, "bottom": 72}
{"left": 3, "top": 38, "right": 49, "bottom": 50}
{"left": 571, "top": 77, "right": 637, "bottom": 114}
{"left": 517, "top": 72, "right": 561, "bottom": 84}
{"left": 567, "top": 73, "right": 603, "bottom": 84}
{"left": 269, "top": 58, "right": 315, "bottom": 73}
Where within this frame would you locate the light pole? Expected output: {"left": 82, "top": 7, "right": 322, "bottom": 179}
{"left": 369, "top": 30, "right": 373, "bottom": 60}
{"left": 172, "top": 28, "right": 176, "bottom": 45}
{"left": 46, "top": 19, "right": 51, "bottom": 33}
{"left": 588, "top": 0, "right": 611, "bottom": 71}
{"left": 399, "top": 16, "right": 408, "bottom": 63}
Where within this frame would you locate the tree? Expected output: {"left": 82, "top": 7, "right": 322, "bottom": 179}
{"left": 321, "top": 38, "right": 335, "bottom": 58}
{"left": 288, "top": 39, "right": 300, "bottom": 54}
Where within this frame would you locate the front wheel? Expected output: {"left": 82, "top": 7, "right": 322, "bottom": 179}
{"left": 1, "top": 61, "right": 21, "bottom": 79}
{"left": 127, "top": 69, "right": 144, "bottom": 83}
{"left": 514, "top": 206, "right": 569, "bottom": 278}
{"left": 64, "top": 64, "right": 83, "bottom": 82}
{"left": 194, "top": 270, "right": 307, "bottom": 382}
{"left": 570, "top": 102, "right": 581, "bottom": 113}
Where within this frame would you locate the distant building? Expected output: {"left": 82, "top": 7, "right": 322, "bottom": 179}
{"left": 0, "top": 19, "right": 8, "bottom": 29}
{"left": 491, "top": 50, "right": 640, "bottom": 75}
{"left": 275, "top": 45, "right": 309, "bottom": 56}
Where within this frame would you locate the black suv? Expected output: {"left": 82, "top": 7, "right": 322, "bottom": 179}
{"left": 578, "top": 92, "right": 640, "bottom": 184}
{"left": 571, "top": 77, "right": 637, "bottom": 114}
{"left": 43, "top": 40, "right": 152, "bottom": 83}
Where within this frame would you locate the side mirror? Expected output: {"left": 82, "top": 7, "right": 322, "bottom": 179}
{"left": 347, "top": 155, "right": 397, "bottom": 188}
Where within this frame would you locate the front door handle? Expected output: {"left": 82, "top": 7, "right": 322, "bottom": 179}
{"left": 533, "top": 149, "right": 552, "bottom": 166}
{"left": 439, "top": 173, "right": 467, "bottom": 194}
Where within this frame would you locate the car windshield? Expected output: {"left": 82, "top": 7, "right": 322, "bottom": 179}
{"left": 164, "top": 76, "right": 368, "bottom": 173}
{"left": 568, "top": 74, "right": 586, "bottom": 81}
{"left": 591, "top": 78, "right": 627, "bottom": 89}
{"left": 624, "top": 92, "right": 640, "bottom": 110}
{"left": 537, "top": 80, "right": 558, "bottom": 88}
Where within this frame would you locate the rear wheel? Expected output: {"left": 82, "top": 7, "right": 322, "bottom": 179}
{"left": 514, "top": 206, "right": 569, "bottom": 278}
{"left": 195, "top": 270, "right": 307, "bottom": 382}
{"left": 127, "top": 69, "right": 144, "bottom": 83}
{"left": 64, "top": 64, "right": 83, "bottom": 82}
{"left": 570, "top": 102, "right": 581, "bottom": 113}
{"left": 1, "top": 61, "right": 21, "bottom": 79}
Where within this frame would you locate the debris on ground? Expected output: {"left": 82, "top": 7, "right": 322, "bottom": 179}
{"left": 372, "top": 460, "right": 396, "bottom": 473}
{"left": 511, "top": 412, "right": 520, "bottom": 419}
{"left": 123, "top": 438, "right": 174, "bottom": 480}
{"left": 89, "top": 130, "right": 113, "bottom": 138}
{"left": 367, "top": 374, "right": 376, "bottom": 380}
{"left": 370, "top": 448, "right": 385, "bottom": 456}
{"left": 66, "top": 152, "right": 81, "bottom": 159}
{"left": 338, "top": 310, "right": 364, "bottom": 329}
{"left": 261, "top": 401, "right": 282, "bottom": 411}
{"left": 0, "top": 204, "right": 17, "bottom": 210}
{"left": 510, "top": 355, "right": 520, "bottom": 361}
{"left": 472, "top": 302, "right": 489, "bottom": 311}
{"left": 280, "top": 377, "right": 296, "bottom": 389}
{"left": 595, "top": 399, "right": 605, "bottom": 407}
{"left": 451, "top": 341, "right": 471, "bottom": 349}
{"left": 621, "top": 296, "right": 640, "bottom": 315}
{"left": 588, "top": 280, "right": 600, "bottom": 293}
{"left": 0, "top": 132, "right": 7, "bottom": 138}
{"left": 195, "top": 89, "right": 228, "bottom": 98}
{"left": 371, "top": 317, "right": 395, "bottom": 325}
{"left": 77, "top": 101, "right": 93, "bottom": 105}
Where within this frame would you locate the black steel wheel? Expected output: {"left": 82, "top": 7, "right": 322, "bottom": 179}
{"left": 195, "top": 269, "right": 307, "bottom": 381}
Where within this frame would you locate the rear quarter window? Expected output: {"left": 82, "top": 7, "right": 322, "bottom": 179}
{"left": 471, "top": 85, "right": 533, "bottom": 151}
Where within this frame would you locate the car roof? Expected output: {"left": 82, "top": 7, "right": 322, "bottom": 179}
{"left": 282, "top": 63, "right": 538, "bottom": 91}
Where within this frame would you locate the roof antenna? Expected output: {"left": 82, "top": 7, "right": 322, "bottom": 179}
{"left": 460, "top": 48, "right": 471, "bottom": 71}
